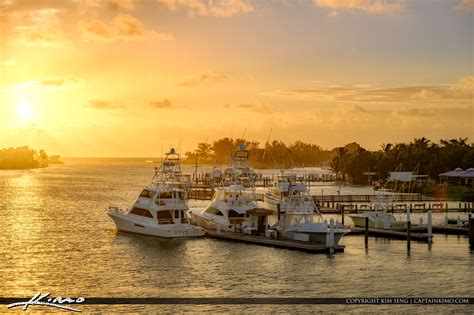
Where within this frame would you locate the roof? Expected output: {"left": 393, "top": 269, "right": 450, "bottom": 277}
{"left": 440, "top": 168, "right": 474, "bottom": 178}
{"left": 388, "top": 172, "right": 413, "bottom": 182}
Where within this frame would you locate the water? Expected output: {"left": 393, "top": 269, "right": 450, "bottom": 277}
{"left": 1, "top": 160, "right": 472, "bottom": 313}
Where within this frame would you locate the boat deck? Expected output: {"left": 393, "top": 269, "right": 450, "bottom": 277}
{"left": 204, "top": 230, "right": 345, "bottom": 253}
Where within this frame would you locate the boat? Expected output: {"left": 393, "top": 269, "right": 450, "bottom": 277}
{"left": 347, "top": 190, "right": 397, "bottom": 229}
{"left": 107, "top": 148, "right": 205, "bottom": 238}
{"left": 263, "top": 171, "right": 317, "bottom": 213}
{"left": 188, "top": 144, "right": 260, "bottom": 232}
{"left": 270, "top": 181, "right": 348, "bottom": 245}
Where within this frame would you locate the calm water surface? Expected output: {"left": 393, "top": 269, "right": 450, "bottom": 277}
{"left": 1, "top": 160, "right": 472, "bottom": 313}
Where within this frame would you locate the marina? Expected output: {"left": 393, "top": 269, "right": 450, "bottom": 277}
{"left": 1, "top": 1, "right": 473, "bottom": 312}
{"left": 1, "top": 159, "right": 472, "bottom": 313}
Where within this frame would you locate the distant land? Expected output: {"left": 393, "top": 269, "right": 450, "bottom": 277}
{"left": 0, "top": 146, "right": 63, "bottom": 170}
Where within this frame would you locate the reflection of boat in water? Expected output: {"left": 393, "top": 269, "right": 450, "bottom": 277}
{"left": 263, "top": 171, "right": 316, "bottom": 213}
{"left": 188, "top": 144, "right": 260, "bottom": 231}
{"left": 347, "top": 190, "right": 397, "bottom": 229}
{"left": 107, "top": 148, "right": 204, "bottom": 238}
{"left": 271, "top": 180, "right": 348, "bottom": 245}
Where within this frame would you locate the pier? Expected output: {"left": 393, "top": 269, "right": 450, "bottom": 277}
{"left": 205, "top": 230, "right": 345, "bottom": 254}
{"left": 347, "top": 227, "right": 430, "bottom": 241}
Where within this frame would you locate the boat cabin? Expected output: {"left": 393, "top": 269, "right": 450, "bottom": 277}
{"left": 130, "top": 186, "right": 189, "bottom": 225}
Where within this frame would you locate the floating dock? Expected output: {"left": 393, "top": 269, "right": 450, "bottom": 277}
{"left": 347, "top": 227, "right": 430, "bottom": 242}
{"left": 392, "top": 225, "right": 469, "bottom": 235}
{"left": 205, "top": 230, "right": 344, "bottom": 253}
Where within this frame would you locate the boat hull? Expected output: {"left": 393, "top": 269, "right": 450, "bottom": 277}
{"left": 187, "top": 209, "right": 237, "bottom": 232}
{"left": 108, "top": 211, "right": 205, "bottom": 238}
{"left": 347, "top": 212, "right": 396, "bottom": 229}
{"left": 284, "top": 231, "right": 346, "bottom": 245}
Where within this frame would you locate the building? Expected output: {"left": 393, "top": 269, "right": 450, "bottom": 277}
{"left": 439, "top": 168, "right": 474, "bottom": 187}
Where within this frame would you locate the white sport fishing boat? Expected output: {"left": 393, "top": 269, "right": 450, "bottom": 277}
{"left": 263, "top": 171, "right": 316, "bottom": 213}
{"left": 271, "top": 182, "right": 348, "bottom": 245}
{"left": 347, "top": 190, "right": 397, "bottom": 229}
{"left": 107, "top": 148, "right": 205, "bottom": 238}
{"left": 188, "top": 144, "right": 260, "bottom": 232}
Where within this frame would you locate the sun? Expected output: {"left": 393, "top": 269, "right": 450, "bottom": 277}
{"left": 16, "top": 100, "right": 32, "bottom": 122}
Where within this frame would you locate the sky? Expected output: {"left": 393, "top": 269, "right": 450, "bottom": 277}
{"left": 0, "top": 0, "right": 472, "bottom": 157}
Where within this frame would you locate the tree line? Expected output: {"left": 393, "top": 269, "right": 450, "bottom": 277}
{"left": 184, "top": 137, "right": 332, "bottom": 169}
{"left": 0, "top": 146, "right": 51, "bottom": 170}
{"left": 183, "top": 137, "right": 474, "bottom": 184}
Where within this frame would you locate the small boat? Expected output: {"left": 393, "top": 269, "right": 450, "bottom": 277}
{"left": 188, "top": 144, "right": 260, "bottom": 231}
{"left": 347, "top": 191, "right": 397, "bottom": 229}
{"left": 263, "top": 171, "right": 317, "bottom": 213}
{"left": 271, "top": 181, "right": 348, "bottom": 245}
{"left": 107, "top": 148, "right": 204, "bottom": 238}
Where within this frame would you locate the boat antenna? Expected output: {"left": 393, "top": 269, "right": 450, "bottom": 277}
{"left": 240, "top": 128, "right": 247, "bottom": 141}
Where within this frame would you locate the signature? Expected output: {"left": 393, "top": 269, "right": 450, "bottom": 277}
{"left": 7, "top": 292, "right": 85, "bottom": 312}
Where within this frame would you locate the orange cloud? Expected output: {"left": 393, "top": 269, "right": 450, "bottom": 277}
{"left": 314, "top": 0, "right": 405, "bottom": 15}
{"left": 178, "top": 72, "right": 229, "bottom": 87}
{"left": 8, "top": 76, "right": 83, "bottom": 90}
{"left": 78, "top": 14, "right": 173, "bottom": 41}
{"left": 108, "top": 0, "right": 135, "bottom": 11}
{"left": 264, "top": 76, "right": 474, "bottom": 103}
{"left": 87, "top": 99, "right": 119, "bottom": 109}
{"left": 237, "top": 100, "right": 274, "bottom": 114}
{"left": 149, "top": 99, "right": 173, "bottom": 108}
{"left": 157, "top": 0, "right": 254, "bottom": 17}
{"left": 455, "top": 0, "right": 474, "bottom": 11}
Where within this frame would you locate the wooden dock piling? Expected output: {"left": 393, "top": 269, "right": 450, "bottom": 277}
{"left": 341, "top": 206, "right": 345, "bottom": 225}
{"left": 407, "top": 204, "right": 412, "bottom": 251}
{"left": 428, "top": 210, "right": 432, "bottom": 243}
{"left": 365, "top": 216, "right": 369, "bottom": 248}
{"left": 469, "top": 214, "right": 473, "bottom": 247}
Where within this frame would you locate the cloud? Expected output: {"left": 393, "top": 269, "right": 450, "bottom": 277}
{"left": 10, "top": 8, "right": 60, "bottom": 24}
{"left": 87, "top": 99, "right": 119, "bottom": 109}
{"left": 38, "top": 76, "right": 83, "bottom": 87}
{"left": 108, "top": 0, "right": 135, "bottom": 11}
{"left": 78, "top": 14, "right": 173, "bottom": 41}
{"left": 7, "top": 7, "right": 66, "bottom": 46}
{"left": 16, "top": 25, "right": 64, "bottom": 46}
{"left": 149, "top": 99, "right": 173, "bottom": 108}
{"left": 237, "top": 100, "right": 274, "bottom": 114}
{"left": 263, "top": 76, "right": 474, "bottom": 104}
{"left": 8, "top": 76, "right": 83, "bottom": 90}
{"left": 157, "top": 0, "right": 254, "bottom": 17}
{"left": 455, "top": 0, "right": 474, "bottom": 11}
{"left": 314, "top": 0, "right": 406, "bottom": 15}
{"left": 178, "top": 72, "right": 228, "bottom": 87}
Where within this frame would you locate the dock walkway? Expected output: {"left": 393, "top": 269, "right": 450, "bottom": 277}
{"left": 205, "top": 230, "right": 344, "bottom": 253}
{"left": 347, "top": 228, "right": 430, "bottom": 241}
{"left": 392, "top": 225, "right": 469, "bottom": 235}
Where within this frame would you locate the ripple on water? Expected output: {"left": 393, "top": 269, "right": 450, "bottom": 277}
{"left": 0, "top": 162, "right": 472, "bottom": 312}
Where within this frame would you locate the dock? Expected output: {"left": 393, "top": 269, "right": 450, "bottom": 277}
{"left": 392, "top": 225, "right": 469, "bottom": 235}
{"left": 347, "top": 227, "right": 430, "bottom": 242}
{"left": 205, "top": 230, "right": 344, "bottom": 253}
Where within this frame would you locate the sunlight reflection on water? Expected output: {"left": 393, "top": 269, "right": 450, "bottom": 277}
{"left": 0, "top": 161, "right": 472, "bottom": 312}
